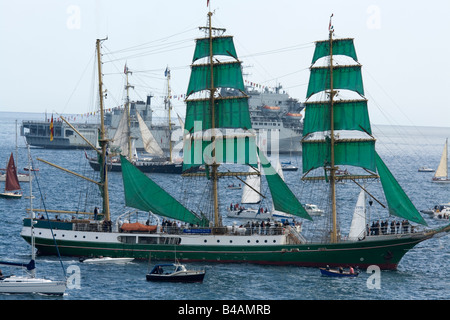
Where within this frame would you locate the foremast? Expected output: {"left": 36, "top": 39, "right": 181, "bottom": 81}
{"left": 96, "top": 38, "right": 111, "bottom": 222}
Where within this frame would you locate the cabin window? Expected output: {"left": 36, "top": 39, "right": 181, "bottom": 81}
{"left": 65, "top": 129, "right": 74, "bottom": 137}
{"left": 160, "top": 237, "right": 181, "bottom": 245}
{"left": 138, "top": 236, "right": 158, "bottom": 244}
{"left": 118, "top": 236, "right": 136, "bottom": 244}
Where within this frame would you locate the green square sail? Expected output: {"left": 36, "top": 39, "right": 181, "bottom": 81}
{"left": 183, "top": 134, "right": 258, "bottom": 171}
{"left": 303, "top": 100, "right": 372, "bottom": 136}
{"left": 376, "top": 153, "right": 428, "bottom": 226}
{"left": 302, "top": 139, "right": 376, "bottom": 173}
{"left": 307, "top": 65, "right": 364, "bottom": 98}
{"left": 257, "top": 147, "right": 312, "bottom": 221}
{"left": 186, "top": 62, "right": 245, "bottom": 96}
{"left": 312, "top": 38, "right": 358, "bottom": 64}
{"left": 193, "top": 36, "right": 237, "bottom": 62}
{"left": 120, "top": 156, "right": 206, "bottom": 226}
{"left": 185, "top": 97, "right": 252, "bottom": 133}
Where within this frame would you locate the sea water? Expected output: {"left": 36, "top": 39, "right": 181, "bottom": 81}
{"left": 0, "top": 112, "right": 449, "bottom": 301}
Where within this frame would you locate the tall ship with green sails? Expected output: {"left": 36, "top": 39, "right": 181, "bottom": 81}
{"left": 21, "top": 13, "right": 450, "bottom": 270}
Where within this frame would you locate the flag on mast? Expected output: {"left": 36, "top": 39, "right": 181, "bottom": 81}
{"left": 50, "top": 114, "right": 54, "bottom": 141}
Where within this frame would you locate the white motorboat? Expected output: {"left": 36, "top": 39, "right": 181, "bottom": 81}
{"left": 80, "top": 257, "right": 134, "bottom": 264}
{"left": 0, "top": 275, "right": 66, "bottom": 295}
{"left": 227, "top": 208, "right": 272, "bottom": 220}
{"left": 303, "top": 204, "right": 324, "bottom": 216}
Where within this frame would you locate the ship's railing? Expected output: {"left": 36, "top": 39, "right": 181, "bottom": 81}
{"left": 147, "top": 225, "right": 288, "bottom": 237}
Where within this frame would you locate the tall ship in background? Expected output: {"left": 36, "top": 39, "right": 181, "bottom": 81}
{"left": 20, "top": 96, "right": 176, "bottom": 154}
{"left": 21, "top": 86, "right": 303, "bottom": 155}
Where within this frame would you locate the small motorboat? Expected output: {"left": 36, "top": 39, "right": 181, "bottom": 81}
{"left": 227, "top": 183, "right": 242, "bottom": 190}
{"left": 281, "top": 162, "right": 298, "bottom": 171}
{"left": 319, "top": 267, "right": 359, "bottom": 278}
{"left": 79, "top": 257, "right": 134, "bottom": 264}
{"left": 418, "top": 166, "right": 434, "bottom": 172}
{"left": 146, "top": 263, "right": 205, "bottom": 283}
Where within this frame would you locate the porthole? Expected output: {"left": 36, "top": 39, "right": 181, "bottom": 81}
{"left": 204, "top": 239, "right": 207, "bottom": 243}
{"left": 247, "top": 240, "right": 250, "bottom": 243}
{"left": 217, "top": 240, "right": 220, "bottom": 243}
{"left": 256, "top": 240, "right": 259, "bottom": 243}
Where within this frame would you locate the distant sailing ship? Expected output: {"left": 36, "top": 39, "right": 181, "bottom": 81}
{"left": 86, "top": 65, "right": 184, "bottom": 174}
{"left": 21, "top": 13, "right": 450, "bottom": 270}
{"left": 432, "top": 139, "right": 450, "bottom": 183}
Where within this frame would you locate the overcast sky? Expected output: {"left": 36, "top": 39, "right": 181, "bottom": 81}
{"left": 1, "top": 0, "right": 449, "bottom": 127}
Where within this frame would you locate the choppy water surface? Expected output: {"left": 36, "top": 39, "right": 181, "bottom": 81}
{"left": 0, "top": 112, "right": 449, "bottom": 301}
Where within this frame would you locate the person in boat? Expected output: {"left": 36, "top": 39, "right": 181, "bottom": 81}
{"left": 349, "top": 266, "right": 355, "bottom": 274}
{"left": 339, "top": 266, "right": 344, "bottom": 274}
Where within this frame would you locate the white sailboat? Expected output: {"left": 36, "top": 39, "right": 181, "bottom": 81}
{"left": 348, "top": 190, "right": 367, "bottom": 241}
{"left": 0, "top": 146, "right": 66, "bottom": 295}
{"left": 432, "top": 139, "right": 450, "bottom": 183}
{"left": 227, "top": 158, "right": 299, "bottom": 221}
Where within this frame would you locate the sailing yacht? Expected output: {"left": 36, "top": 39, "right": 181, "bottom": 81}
{"left": 432, "top": 139, "right": 450, "bottom": 183}
{"left": 0, "top": 153, "right": 22, "bottom": 199}
{"left": 0, "top": 147, "right": 66, "bottom": 295}
{"left": 20, "top": 13, "right": 450, "bottom": 270}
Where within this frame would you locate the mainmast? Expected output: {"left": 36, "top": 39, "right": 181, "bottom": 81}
{"left": 96, "top": 38, "right": 111, "bottom": 222}
{"left": 208, "top": 11, "right": 220, "bottom": 228}
{"left": 328, "top": 19, "right": 338, "bottom": 243}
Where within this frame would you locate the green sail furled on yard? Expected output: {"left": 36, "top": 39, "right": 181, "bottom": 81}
{"left": 302, "top": 139, "right": 376, "bottom": 173}
{"left": 303, "top": 100, "right": 372, "bottom": 136}
{"left": 183, "top": 133, "right": 258, "bottom": 171}
{"left": 185, "top": 97, "right": 252, "bottom": 133}
{"left": 192, "top": 36, "right": 237, "bottom": 62}
{"left": 312, "top": 38, "right": 358, "bottom": 65}
{"left": 121, "top": 156, "right": 207, "bottom": 226}
{"left": 186, "top": 62, "right": 245, "bottom": 96}
{"left": 306, "top": 65, "right": 364, "bottom": 99}
{"left": 257, "top": 147, "right": 312, "bottom": 221}
{"left": 375, "top": 153, "right": 428, "bottom": 226}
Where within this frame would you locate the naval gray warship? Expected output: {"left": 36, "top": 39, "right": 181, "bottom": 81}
{"left": 21, "top": 85, "right": 303, "bottom": 154}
